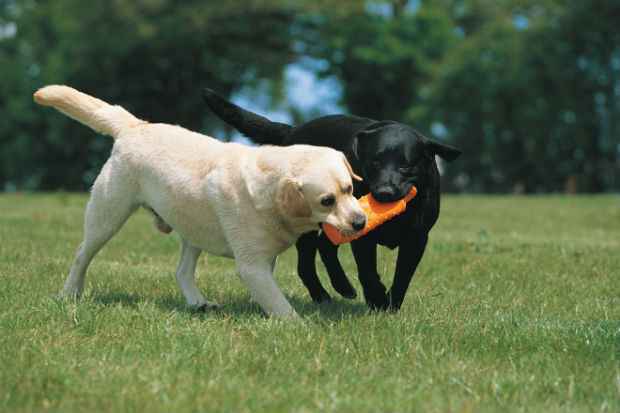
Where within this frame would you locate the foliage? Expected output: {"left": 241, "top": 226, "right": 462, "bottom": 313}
{"left": 418, "top": 0, "right": 620, "bottom": 192}
{"left": 298, "top": 0, "right": 620, "bottom": 192}
{"left": 1, "top": 0, "right": 619, "bottom": 192}
{"left": 0, "top": 0, "right": 295, "bottom": 190}
{"left": 298, "top": 2, "right": 457, "bottom": 120}
{"left": 1, "top": 193, "right": 618, "bottom": 411}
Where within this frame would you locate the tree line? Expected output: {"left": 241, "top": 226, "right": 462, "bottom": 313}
{"left": 1, "top": 0, "right": 618, "bottom": 192}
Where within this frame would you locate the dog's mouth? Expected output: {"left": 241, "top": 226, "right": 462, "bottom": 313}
{"left": 319, "top": 223, "right": 360, "bottom": 237}
{"left": 372, "top": 182, "right": 417, "bottom": 203}
{"left": 338, "top": 228, "right": 360, "bottom": 237}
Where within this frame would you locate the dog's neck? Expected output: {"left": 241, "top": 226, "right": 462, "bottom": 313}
{"left": 278, "top": 215, "right": 317, "bottom": 239}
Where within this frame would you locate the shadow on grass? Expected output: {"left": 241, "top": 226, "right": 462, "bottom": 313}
{"left": 210, "top": 295, "right": 371, "bottom": 322}
{"left": 91, "top": 291, "right": 144, "bottom": 308}
{"left": 91, "top": 290, "right": 371, "bottom": 321}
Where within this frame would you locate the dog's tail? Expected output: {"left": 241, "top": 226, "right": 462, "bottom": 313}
{"left": 202, "top": 88, "right": 292, "bottom": 145}
{"left": 33, "top": 85, "right": 143, "bottom": 138}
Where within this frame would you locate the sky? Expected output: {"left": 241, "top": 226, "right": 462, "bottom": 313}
{"left": 225, "top": 62, "right": 343, "bottom": 143}
{"left": 233, "top": 63, "right": 343, "bottom": 123}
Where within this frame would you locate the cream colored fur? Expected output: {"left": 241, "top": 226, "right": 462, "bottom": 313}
{"left": 34, "top": 85, "right": 365, "bottom": 318}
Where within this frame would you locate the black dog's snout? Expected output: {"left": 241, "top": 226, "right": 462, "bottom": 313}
{"left": 351, "top": 214, "right": 366, "bottom": 231}
{"left": 374, "top": 185, "right": 398, "bottom": 202}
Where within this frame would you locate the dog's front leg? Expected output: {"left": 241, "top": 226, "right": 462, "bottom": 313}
{"left": 388, "top": 233, "right": 429, "bottom": 311}
{"left": 295, "top": 231, "right": 332, "bottom": 303}
{"left": 175, "top": 239, "right": 218, "bottom": 311}
{"left": 350, "top": 238, "right": 388, "bottom": 310}
{"left": 317, "top": 233, "right": 357, "bottom": 299}
{"left": 236, "top": 256, "right": 299, "bottom": 319}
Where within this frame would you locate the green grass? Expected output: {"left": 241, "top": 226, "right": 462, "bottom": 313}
{"left": 1, "top": 193, "right": 618, "bottom": 412}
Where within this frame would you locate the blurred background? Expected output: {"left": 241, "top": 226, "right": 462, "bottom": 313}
{"left": 1, "top": 0, "right": 618, "bottom": 193}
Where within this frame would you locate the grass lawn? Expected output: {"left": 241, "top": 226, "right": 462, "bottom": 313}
{"left": 0, "top": 193, "right": 618, "bottom": 412}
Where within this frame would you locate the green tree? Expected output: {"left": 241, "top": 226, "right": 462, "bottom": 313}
{"left": 2, "top": 0, "right": 618, "bottom": 192}
{"left": 299, "top": 0, "right": 620, "bottom": 192}
{"left": 1, "top": 0, "right": 295, "bottom": 190}
{"left": 300, "top": 1, "right": 456, "bottom": 121}
{"left": 423, "top": 0, "right": 620, "bottom": 192}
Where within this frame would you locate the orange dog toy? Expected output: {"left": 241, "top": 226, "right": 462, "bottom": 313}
{"left": 323, "top": 186, "right": 417, "bottom": 245}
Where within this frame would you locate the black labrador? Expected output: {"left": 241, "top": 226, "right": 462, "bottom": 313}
{"left": 203, "top": 89, "right": 461, "bottom": 311}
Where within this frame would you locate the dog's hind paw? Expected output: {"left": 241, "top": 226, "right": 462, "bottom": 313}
{"left": 310, "top": 290, "right": 332, "bottom": 304}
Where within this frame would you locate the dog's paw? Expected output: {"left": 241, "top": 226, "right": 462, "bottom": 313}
{"left": 364, "top": 292, "right": 389, "bottom": 311}
{"left": 334, "top": 284, "right": 357, "bottom": 300}
{"left": 310, "top": 290, "right": 332, "bottom": 304}
{"left": 368, "top": 301, "right": 390, "bottom": 312}
{"left": 56, "top": 289, "right": 81, "bottom": 301}
{"left": 386, "top": 291, "right": 403, "bottom": 313}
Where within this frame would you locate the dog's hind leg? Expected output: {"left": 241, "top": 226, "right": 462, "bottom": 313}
{"left": 317, "top": 233, "right": 357, "bottom": 299}
{"left": 174, "top": 239, "right": 218, "bottom": 311}
{"left": 61, "top": 162, "right": 137, "bottom": 298}
{"left": 387, "top": 233, "right": 428, "bottom": 311}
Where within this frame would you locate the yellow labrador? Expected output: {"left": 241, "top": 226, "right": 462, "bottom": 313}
{"left": 34, "top": 85, "right": 366, "bottom": 318}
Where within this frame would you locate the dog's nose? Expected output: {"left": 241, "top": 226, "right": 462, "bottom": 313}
{"left": 351, "top": 214, "right": 366, "bottom": 231}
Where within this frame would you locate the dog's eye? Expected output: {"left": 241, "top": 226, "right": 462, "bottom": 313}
{"left": 342, "top": 185, "right": 353, "bottom": 194}
{"left": 320, "top": 195, "right": 336, "bottom": 207}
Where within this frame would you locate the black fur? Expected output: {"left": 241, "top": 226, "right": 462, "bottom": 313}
{"left": 203, "top": 89, "right": 461, "bottom": 311}
{"left": 203, "top": 88, "right": 292, "bottom": 145}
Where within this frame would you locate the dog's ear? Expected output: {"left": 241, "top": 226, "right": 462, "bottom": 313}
{"left": 341, "top": 153, "right": 363, "bottom": 182}
{"left": 276, "top": 177, "right": 312, "bottom": 218}
{"left": 424, "top": 139, "right": 462, "bottom": 162}
{"left": 416, "top": 131, "right": 461, "bottom": 162}
{"left": 352, "top": 121, "right": 396, "bottom": 158}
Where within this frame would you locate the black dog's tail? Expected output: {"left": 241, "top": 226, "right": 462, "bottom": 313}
{"left": 202, "top": 88, "right": 292, "bottom": 145}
